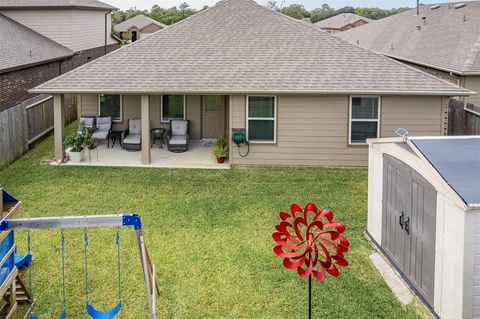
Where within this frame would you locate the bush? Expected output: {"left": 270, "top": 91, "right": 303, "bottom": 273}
{"left": 213, "top": 136, "right": 229, "bottom": 158}
{"left": 64, "top": 123, "right": 94, "bottom": 152}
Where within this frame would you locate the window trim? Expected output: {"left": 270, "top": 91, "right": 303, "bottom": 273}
{"left": 348, "top": 95, "right": 381, "bottom": 145}
{"left": 98, "top": 94, "right": 123, "bottom": 123}
{"left": 160, "top": 94, "right": 186, "bottom": 123}
{"left": 246, "top": 95, "right": 277, "bottom": 144}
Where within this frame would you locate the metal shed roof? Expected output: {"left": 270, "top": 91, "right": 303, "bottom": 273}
{"left": 411, "top": 136, "right": 480, "bottom": 205}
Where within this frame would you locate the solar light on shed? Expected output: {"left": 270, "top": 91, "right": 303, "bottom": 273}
{"left": 395, "top": 128, "right": 409, "bottom": 142}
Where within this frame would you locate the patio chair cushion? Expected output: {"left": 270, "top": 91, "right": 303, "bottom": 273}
{"left": 92, "top": 130, "right": 109, "bottom": 140}
{"left": 80, "top": 117, "right": 94, "bottom": 128}
{"left": 171, "top": 120, "right": 188, "bottom": 136}
{"left": 129, "top": 119, "right": 141, "bottom": 135}
{"left": 97, "top": 124, "right": 111, "bottom": 132}
{"left": 96, "top": 117, "right": 112, "bottom": 133}
{"left": 169, "top": 135, "right": 187, "bottom": 145}
{"left": 123, "top": 134, "right": 141, "bottom": 145}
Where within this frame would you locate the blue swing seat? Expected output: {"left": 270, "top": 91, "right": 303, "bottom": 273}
{"left": 86, "top": 301, "right": 121, "bottom": 319}
{"left": 15, "top": 253, "right": 32, "bottom": 268}
{"left": 29, "top": 308, "right": 65, "bottom": 319}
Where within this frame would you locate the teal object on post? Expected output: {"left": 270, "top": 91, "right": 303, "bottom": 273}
{"left": 233, "top": 132, "right": 246, "bottom": 145}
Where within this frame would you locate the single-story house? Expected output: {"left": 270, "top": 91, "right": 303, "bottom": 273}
{"left": 114, "top": 15, "right": 168, "bottom": 43}
{"left": 31, "top": 0, "right": 473, "bottom": 168}
{"left": 338, "top": 1, "right": 480, "bottom": 106}
{"left": 313, "top": 13, "right": 371, "bottom": 34}
{"left": 367, "top": 135, "right": 480, "bottom": 318}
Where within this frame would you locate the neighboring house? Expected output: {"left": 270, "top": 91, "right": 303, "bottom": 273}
{"left": 0, "top": 0, "right": 121, "bottom": 170}
{"left": 313, "top": 13, "right": 371, "bottom": 34}
{"left": 338, "top": 1, "right": 480, "bottom": 106}
{"left": 32, "top": 0, "right": 471, "bottom": 168}
{"left": 0, "top": 14, "right": 73, "bottom": 112}
{"left": 0, "top": 0, "right": 121, "bottom": 111}
{"left": 114, "top": 15, "right": 167, "bottom": 43}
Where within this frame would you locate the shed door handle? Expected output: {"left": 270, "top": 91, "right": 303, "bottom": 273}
{"left": 404, "top": 217, "right": 410, "bottom": 235}
{"left": 399, "top": 211, "right": 405, "bottom": 229}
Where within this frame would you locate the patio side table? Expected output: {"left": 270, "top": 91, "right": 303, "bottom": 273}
{"left": 151, "top": 128, "right": 166, "bottom": 148}
{"left": 110, "top": 130, "right": 123, "bottom": 148}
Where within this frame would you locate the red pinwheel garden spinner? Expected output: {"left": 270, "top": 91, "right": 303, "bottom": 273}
{"left": 273, "top": 203, "right": 350, "bottom": 318}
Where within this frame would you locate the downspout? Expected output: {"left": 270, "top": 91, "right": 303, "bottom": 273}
{"left": 105, "top": 10, "right": 112, "bottom": 55}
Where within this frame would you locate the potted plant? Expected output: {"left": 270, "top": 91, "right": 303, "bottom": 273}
{"left": 63, "top": 123, "right": 91, "bottom": 163}
{"left": 213, "top": 136, "right": 229, "bottom": 163}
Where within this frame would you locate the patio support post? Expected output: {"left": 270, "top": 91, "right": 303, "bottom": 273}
{"left": 53, "top": 94, "right": 66, "bottom": 163}
{"left": 141, "top": 95, "right": 151, "bottom": 165}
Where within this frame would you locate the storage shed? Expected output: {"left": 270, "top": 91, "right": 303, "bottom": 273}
{"left": 367, "top": 136, "right": 480, "bottom": 319}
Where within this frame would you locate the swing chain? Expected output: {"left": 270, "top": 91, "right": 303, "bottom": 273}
{"left": 116, "top": 228, "right": 122, "bottom": 302}
{"left": 27, "top": 229, "right": 35, "bottom": 318}
{"left": 61, "top": 229, "right": 67, "bottom": 315}
{"left": 84, "top": 228, "right": 90, "bottom": 303}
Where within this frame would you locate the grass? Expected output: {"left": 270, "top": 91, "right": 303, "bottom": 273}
{"left": 0, "top": 124, "right": 431, "bottom": 319}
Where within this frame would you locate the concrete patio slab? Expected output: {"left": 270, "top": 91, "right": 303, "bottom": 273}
{"left": 55, "top": 141, "right": 229, "bottom": 169}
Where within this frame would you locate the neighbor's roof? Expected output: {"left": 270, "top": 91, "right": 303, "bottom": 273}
{"left": 410, "top": 136, "right": 480, "bottom": 206}
{"left": 313, "top": 13, "right": 371, "bottom": 30}
{"left": 114, "top": 15, "right": 167, "bottom": 33}
{"left": 32, "top": 0, "right": 472, "bottom": 95}
{"left": 0, "top": 0, "right": 117, "bottom": 10}
{"left": 338, "top": 1, "right": 480, "bottom": 75}
{"left": 0, "top": 14, "right": 73, "bottom": 73}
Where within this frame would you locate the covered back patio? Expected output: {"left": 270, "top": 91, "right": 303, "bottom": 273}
{"left": 52, "top": 94, "right": 230, "bottom": 168}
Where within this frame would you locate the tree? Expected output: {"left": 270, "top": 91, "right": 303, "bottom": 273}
{"left": 337, "top": 6, "right": 355, "bottom": 14}
{"left": 310, "top": 4, "right": 336, "bottom": 23}
{"left": 281, "top": 4, "right": 308, "bottom": 20}
{"left": 266, "top": 1, "right": 278, "bottom": 10}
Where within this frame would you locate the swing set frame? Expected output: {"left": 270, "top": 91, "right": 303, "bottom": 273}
{"left": 0, "top": 214, "right": 159, "bottom": 319}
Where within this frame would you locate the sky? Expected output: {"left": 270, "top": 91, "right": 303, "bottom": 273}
{"left": 107, "top": 0, "right": 470, "bottom": 10}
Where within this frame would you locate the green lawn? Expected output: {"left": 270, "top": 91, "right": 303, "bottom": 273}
{"left": 0, "top": 126, "right": 430, "bottom": 319}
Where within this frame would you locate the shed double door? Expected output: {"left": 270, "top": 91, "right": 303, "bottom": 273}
{"left": 382, "top": 155, "right": 437, "bottom": 306}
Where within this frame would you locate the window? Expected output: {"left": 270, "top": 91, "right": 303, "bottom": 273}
{"left": 247, "top": 96, "right": 276, "bottom": 143}
{"left": 162, "top": 95, "right": 185, "bottom": 122}
{"left": 205, "top": 95, "right": 221, "bottom": 112}
{"left": 349, "top": 96, "right": 380, "bottom": 144}
{"left": 98, "top": 94, "right": 122, "bottom": 122}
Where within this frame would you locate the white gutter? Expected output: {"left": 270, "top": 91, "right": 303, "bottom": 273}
{"left": 29, "top": 88, "right": 475, "bottom": 96}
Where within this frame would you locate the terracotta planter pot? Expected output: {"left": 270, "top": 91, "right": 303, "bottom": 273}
{"left": 216, "top": 156, "right": 226, "bottom": 164}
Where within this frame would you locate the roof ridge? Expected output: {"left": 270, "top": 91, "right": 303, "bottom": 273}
{"left": 465, "top": 33, "right": 480, "bottom": 72}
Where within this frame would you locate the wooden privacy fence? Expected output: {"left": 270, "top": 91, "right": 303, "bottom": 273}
{"left": 0, "top": 94, "right": 77, "bottom": 170}
{"left": 448, "top": 99, "right": 480, "bottom": 135}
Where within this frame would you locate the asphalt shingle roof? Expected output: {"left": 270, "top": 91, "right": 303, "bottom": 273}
{"left": 0, "top": 14, "right": 73, "bottom": 73}
{"left": 33, "top": 0, "right": 471, "bottom": 95}
{"left": 114, "top": 15, "right": 167, "bottom": 33}
{"left": 313, "top": 13, "right": 371, "bottom": 30}
{"left": 411, "top": 137, "right": 480, "bottom": 205}
{"left": 0, "top": 0, "right": 117, "bottom": 10}
{"left": 338, "top": 1, "right": 480, "bottom": 75}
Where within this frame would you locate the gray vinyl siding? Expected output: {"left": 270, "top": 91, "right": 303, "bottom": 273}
{"left": 79, "top": 94, "right": 202, "bottom": 139}
{"left": 231, "top": 94, "right": 446, "bottom": 167}
{"left": 2, "top": 10, "right": 73, "bottom": 50}
{"left": 466, "top": 76, "right": 480, "bottom": 106}
{"left": 72, "top": 10, "right": 116, "bottom": 51}
{"left": 1, "top": 9, "right": 115, "bottom": 52}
